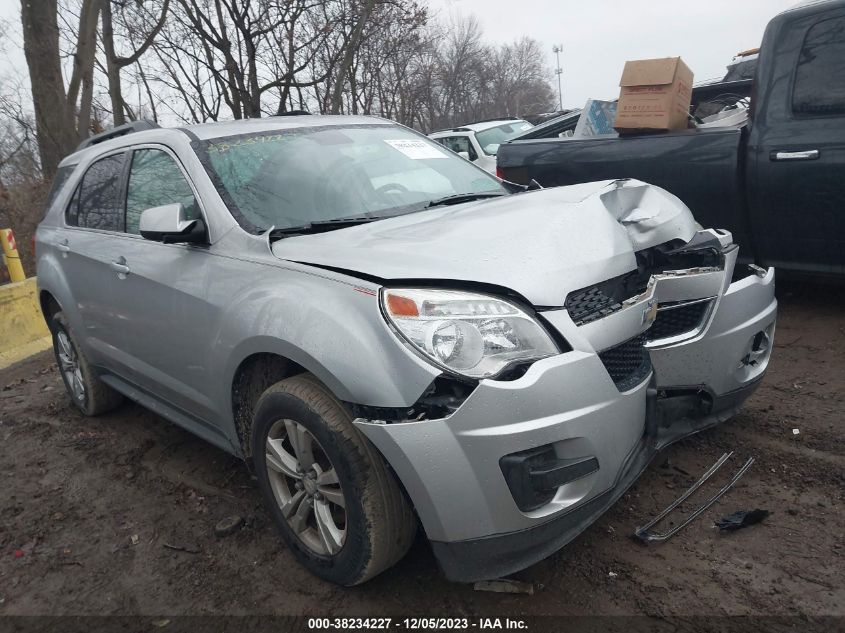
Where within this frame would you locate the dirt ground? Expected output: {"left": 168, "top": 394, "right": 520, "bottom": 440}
{"left": 1, "top": 281, "right": 842, "bottom": 620}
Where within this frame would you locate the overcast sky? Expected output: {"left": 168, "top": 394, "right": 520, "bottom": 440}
{"left": 0, "top": 0, "right": 799, "bottom": 113}
{"left": 430, "top": 0, "right": 798, "bottom": 109}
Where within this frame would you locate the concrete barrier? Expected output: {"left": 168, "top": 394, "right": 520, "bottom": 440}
{"left": 0, "top": 278, "right": 52, "bottom": 370}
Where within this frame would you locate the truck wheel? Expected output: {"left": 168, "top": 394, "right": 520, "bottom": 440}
{"left": 252, "top": 373, "right": 416, "bottom": 586}
{"left": 51, "top": 312, "right": 124, "bottom": 416}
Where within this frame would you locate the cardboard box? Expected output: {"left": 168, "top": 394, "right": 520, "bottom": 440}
{"left": 613, "top": 57, "right": 693, "bottom": 133}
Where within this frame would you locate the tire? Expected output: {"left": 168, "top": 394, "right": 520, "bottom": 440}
{"left": 51, "top": 312, "right": 124, "bottom": 416}
{"left": 252, "top": 373, "right": 416, "bottom": 586}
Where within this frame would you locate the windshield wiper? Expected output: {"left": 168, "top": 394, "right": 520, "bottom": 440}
{"left": 266, "top": 216, "right": 384, "bottom": 238}
{"left": 425, "top": 192, "right": 506, "bottom": 209}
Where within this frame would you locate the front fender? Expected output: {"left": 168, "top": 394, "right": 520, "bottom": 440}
{"left": 210, "top": 262, "right": 440, "bottom": 428}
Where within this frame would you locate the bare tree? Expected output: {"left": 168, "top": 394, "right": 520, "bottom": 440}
{"left": 101, "top": 0, "right": 171, "bottom": 126}
{"left": 337, "top": 0, "right": 428, "bottom": 120}
{"left": 0, "top": 82, "right": 40, "bottom": 187}
{"left": 403, "top": 21, "right": 554, "bottom": 130}
{"left": 269, "top": 1, "right": 340, "bottom": 114}
{"left": 134, "top": 0, "right": 433, "bottom": 121}
{"left": 143, "top": 12, "right": 227, "bottom": 122}
{"left": 493, "top": 37, "right": 555, "bottom": 116}
{"left": 159, "top": 0, "right": 341, "bottom": 119}
{"left": 20, "top": 0, "right": 102, "bottom": 177}
{"left": 19, "top": 0, "right": 553, "bottom": 167}
{"left": 328, "top": 0, "right": 375, "bottom": 113}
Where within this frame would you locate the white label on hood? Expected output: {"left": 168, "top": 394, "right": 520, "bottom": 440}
{"left": 384, "top": 139, "right": 448, "bottom": 159}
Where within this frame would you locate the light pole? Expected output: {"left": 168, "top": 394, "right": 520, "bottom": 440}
{"left": 552, "top": 44, "right": 563, "bottom": 111}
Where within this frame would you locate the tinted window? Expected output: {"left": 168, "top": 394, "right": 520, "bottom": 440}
{"left": 68, "top": 154, "right": 126, "bottom": 231}
{"left": 44, "top": 164, "right": 76, "bottom": 218}
{"left": 126, "top": 149, "right": 199, "bottom": 235}
{"left": 793, "top": 17, "right": 845, "bottom": 116}
{"left": 438, "top": 136, "right": 478, "bottom": 161}
{"left": 65, "top": 186, "right": 80, "bottom": 226}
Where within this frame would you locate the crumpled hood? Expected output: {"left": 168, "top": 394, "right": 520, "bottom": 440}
{"left": 272, "top": 179, "right": 697, "bottom": 306}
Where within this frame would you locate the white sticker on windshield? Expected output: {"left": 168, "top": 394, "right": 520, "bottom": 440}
{"left": 384, "top": 139, "right": 448, "bottom": 159}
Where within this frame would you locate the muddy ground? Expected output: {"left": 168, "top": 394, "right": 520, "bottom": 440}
{"left": 0, "top": 281, "right": 842, "bottom": 621}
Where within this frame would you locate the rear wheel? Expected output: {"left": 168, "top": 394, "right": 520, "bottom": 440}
{"left": 252, "top": 374, "right": 416, "bottom": 585}
{"left": 51, "top": 312, "right": 123, "bottom": 416}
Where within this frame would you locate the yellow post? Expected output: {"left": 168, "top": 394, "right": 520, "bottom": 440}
{"left": 1, "top": 228, "right": 27, "bottom": 282}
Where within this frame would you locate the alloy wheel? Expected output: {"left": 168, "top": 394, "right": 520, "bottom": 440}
{"left": 265, "top": 419, "right": 347, "bottom": 556}
{"left": 56, "top": 331, "right": 85, "bottom": 403}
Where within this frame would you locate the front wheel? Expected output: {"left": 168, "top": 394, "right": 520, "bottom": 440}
{"left": 252, "top": 374, "right": 416, "bottom": 585}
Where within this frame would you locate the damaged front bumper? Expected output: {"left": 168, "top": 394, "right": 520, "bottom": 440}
{"left": 354, "top": 242, "right": 776, "bottom": 583}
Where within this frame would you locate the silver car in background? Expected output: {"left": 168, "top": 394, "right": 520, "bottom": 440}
{"left": 36, "top": 115, "right": 776, "bottom": 585}
{"left": 429, "top": 118, "right": 533, "bottom": 173}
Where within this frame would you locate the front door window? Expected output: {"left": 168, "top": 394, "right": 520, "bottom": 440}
{"left": 125, "top": 149, "right": 200, "bottom": 235}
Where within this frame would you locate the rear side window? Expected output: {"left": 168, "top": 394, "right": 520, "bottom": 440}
{"left": 66, "top": 154, "right": 126, "bottom": 231}
{"left": 438, "top": 136, "right": 478, "bottom": 161}
{"left": 44, "top": 164, "right": 76, "bottom": 218}
{"left": 792, "top": 16, "right": 845, "bottom": 116}
{"left": 125, "top": 149, "right": 199, "bottom": 235}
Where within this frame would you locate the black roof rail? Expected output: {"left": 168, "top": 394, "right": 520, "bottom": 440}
{"left": 433, "top": 117, "right": 521, "bottom": 132}
{"left": 429, "top": 117, "right": 522, "bottom": 135}
{"left": 76, "top": 120, "right": 160, "bottom": 152}
{"left": 466, "top": 116, "right": 521, "bottom": 125}
{"left": 430, "top": 126, "right": 471, "bottom": 134}
{"left": 275, "top": 109, "right": 312, "bottom": 116}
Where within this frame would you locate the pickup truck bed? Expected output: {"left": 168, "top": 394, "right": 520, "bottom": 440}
{"left": 498, "top": 0, "right": 845, "bottom": 277}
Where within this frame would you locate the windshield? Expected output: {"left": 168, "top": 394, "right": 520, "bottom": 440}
{"left": 475, "top": 120, "right": 533, "bottom": 155}
{"left": 196, "top": 124, "right": 506, "bottom": 232}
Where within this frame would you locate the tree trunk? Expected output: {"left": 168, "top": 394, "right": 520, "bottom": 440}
{"left": 102, "top": 1, "right": 126, "bottom": 126}
{"left": 70, "top": 0, "right": 102, "bottom": 134}
{"left": 330, "top": 0, "right": 376, "bottom": 114}
{"left": 20, "top": 0, "right": 77, "bottom": 178}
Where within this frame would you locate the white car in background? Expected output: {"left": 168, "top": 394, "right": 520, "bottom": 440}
{"left": 429, "top": 118, "right": 533, "bottom": 174}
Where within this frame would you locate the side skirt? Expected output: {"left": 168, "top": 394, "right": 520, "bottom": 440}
{"left": 99, "top": 372, "right": 240, "bottom": 457}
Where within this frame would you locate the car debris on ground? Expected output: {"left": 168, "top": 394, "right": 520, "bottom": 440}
{"left": 473, "top": 579, "right": 535, "bottom": 595}
{"left": 214, "top": 515, "right": 244, "bottom": 537}
{"left": 715, "top": 509, "right": 771, "bottom": 532}
{"left": 633, "top": 453, "right": 755, "bottom": 543}
{"left": 163, "top": 542, "right": 202, "bottom": 554}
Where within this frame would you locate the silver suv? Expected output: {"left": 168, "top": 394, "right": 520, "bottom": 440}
{"left": 428, "top": 118, "right": 534, "bottom": 174}
{"left": 36, "top": 116, "right": 777, "bottom": 586}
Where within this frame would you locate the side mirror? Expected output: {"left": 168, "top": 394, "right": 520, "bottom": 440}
{"left": 139, "top": 203, "right": 207, "bottom": 244}
{"left": 457, "top": 151, "right": 471, "bottom": 161}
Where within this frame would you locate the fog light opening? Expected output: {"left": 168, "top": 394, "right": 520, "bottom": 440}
{"left": 741, "top": 329, "right": 770, "bottom": 368}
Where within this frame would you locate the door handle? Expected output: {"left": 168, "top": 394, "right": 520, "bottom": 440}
{"left": 771, "top": 149, "right": 819, "bottom": 161}
{"left": 57, "top": 239, "right": 70, "bottom": 253}
{"left": 110, "top": 258, "right": 130, "bottom": 277}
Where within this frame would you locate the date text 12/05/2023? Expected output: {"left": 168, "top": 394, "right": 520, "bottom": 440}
{"left": 307, "top": 618, "right": 528, "bottom": 630}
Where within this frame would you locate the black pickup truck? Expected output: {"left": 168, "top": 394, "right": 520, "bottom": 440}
{"left": 497, "top": 0, "right": 845, "bottom": 277}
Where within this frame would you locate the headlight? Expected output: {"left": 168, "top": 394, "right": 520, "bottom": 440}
{"left": 380, "top": 288, "right": 559, "bottom": 379}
